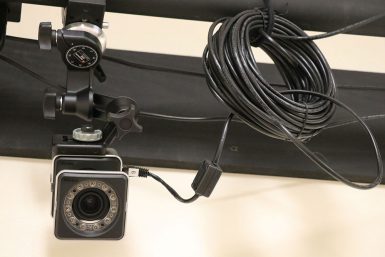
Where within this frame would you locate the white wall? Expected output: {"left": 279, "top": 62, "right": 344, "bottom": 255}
{"left": 2, "top": 4, "right": 385, "bottom": 257}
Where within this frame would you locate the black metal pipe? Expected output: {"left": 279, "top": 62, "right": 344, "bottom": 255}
{"left": 18, "top": 0, "right": 385, "bottom": 37}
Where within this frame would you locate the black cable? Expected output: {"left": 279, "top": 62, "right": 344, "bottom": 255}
{"left": 103, "top": 53, "right": 385, "bottom": 93}
{"left": 337, "top": 85, "right": 385, "bottom": 91}
{"left": 103, "top": 53, "right": 385, "bottom": 92}
{"left": 138, "top": 111, "right": 227, "bottom": 122}
{"left": 252, "top": 0, "right": 275, "bottom": 46}
{"left": 146, "top": 172, "right": 200, "bottom": 204}
{"left": 205, "top": 10, "right": 337, "bottom": 142}
{"left": 125, "top": 165, "right": 200, "bottom": 203}
{"left": 212, "top": 113, "right": 234, "bottom": 165}
{"left": 0, "top": 54, "right": 65, "bottom": 91}
{"left": 139, "top": 111, "right": 385, "bottom": 132}
{"left": 92, "top": 54, "right": 385, "bottom": 92}
{"left": 279, "top": 90, "right": 383, "bottom": 189}
{"left": 203, "top": 8, "right": 383, "bottom": 189}
{"left": 274, "top": 11, "right": 385, "bottom": 40}
{"left": 103, "top": 55, "right": 205, "bottom": 77}
{"left": 325, "top": 114, "right": 385, "bottom": 130}
{"left": 139, "top": 111, "right": 242, "bottom": 124}
{"left": 128, "top": 114, "right": 233, "bottom": 203}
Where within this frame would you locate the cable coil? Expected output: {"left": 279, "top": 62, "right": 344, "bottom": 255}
{"left": 203, "top": 9, "right": 383, "bottom": 189}
{"left": 204, "top": 9, "right": 337, "bottom": 142}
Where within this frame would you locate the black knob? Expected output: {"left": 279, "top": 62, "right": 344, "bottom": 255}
{"left": 108, "top": 110, "right": 143, "bottom": 140}
{"left": 106, "top": 98, "right": 143, "bottom": 140}
{"left": 43, "top": 92, "right": 60, "bottom": 120}
{"left": 39, "top": 22, "right": 55, "bottom": 50}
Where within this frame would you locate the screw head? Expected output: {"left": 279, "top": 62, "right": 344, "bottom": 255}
{"left": 81, "top": 125, "right": 94, "bottom": 133}
{"left": 73, "top": 127, "right": 103, "bottom": 142}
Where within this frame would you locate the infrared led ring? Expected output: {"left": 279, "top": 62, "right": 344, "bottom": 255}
{"left": 63, "top": 180, "right": 119, "bottom": 234}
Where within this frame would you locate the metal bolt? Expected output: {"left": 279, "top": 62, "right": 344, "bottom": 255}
{"left": 81, "top": 125, "right": 94, "bottom": 133}
{"left": 73, "top": 127, "right": 103, "bottom": 142}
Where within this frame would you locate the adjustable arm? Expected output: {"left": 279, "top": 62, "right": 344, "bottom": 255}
{"left": 40, "top": 23, "right": 104, "bottom": 121}
{"left": 39, "top": 0, "right": 142, "bottom": 145}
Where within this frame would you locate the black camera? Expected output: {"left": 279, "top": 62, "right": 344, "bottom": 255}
{"left": 50, "top": 131, "right": 129, "bottom": 240}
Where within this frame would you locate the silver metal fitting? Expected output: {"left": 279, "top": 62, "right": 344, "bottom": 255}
{"left": 72, "top": 126, "right": 103, "bottom": 142}
{"left": 65, "top": 22, "right": 107, "bottom": 53}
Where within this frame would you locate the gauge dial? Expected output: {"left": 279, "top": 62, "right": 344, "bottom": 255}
{"left": 66, "top": 45, "right": 99, "bottom": 69}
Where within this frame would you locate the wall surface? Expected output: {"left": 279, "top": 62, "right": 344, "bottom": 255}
{"left": 1, "top": 3, "right": 385, "bottom": 257}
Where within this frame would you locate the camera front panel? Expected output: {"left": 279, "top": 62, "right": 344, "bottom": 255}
{"left": 51, "top": 155, "right": 123, "bottom": 215}
{"left": 54, "top": 170, "right": 128, "bottom": 240}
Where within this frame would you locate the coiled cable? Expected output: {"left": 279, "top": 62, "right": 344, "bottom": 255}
{"left": 203, "top": 9, "right": 383, "bottom": 189}
{"left": 204, "top": 9, "right": 337, "bottom": 141}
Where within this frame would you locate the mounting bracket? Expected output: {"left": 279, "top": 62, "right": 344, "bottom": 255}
{"left": 38, "top": 0, "right": 142, "bottom": 144}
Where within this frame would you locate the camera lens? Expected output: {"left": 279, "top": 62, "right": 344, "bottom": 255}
{"left": 63, "top": 180, "right": 120, "bottom": 234}
{"left": 73, "top": 188, "right": 110, "bottom": 221}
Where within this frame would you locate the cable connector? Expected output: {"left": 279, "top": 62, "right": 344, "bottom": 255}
{"left": 192, "top": 160, "right": 223, "bottom": 197}
{"left": 124, "top": 165, "right": 150, "bottom": 177}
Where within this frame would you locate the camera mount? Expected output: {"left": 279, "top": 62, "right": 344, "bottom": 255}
{"left": 41, "top": 2, "right": 140, "bottom": 237}
{"left": 39, "top": 0, "right": 142, "bottom": 144}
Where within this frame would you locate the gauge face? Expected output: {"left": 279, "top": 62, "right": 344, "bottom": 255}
{"left": 66, "top": 45, "right": 99, "bottom": 69}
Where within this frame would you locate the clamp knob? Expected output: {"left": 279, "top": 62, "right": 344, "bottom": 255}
{"left": 73, "top": 125, "right": 103, "bottom": 142}
{"left": 106, "top": 97, "right": 143, "bottom": 140}
{"left": 39, "top": 22, "right": 56, "bottom": 50}
{"left": 43, "top": 91, "right": 61, "bottom": 120}
{"left": 108, "top": 108, "right": 143, "bottom": 140}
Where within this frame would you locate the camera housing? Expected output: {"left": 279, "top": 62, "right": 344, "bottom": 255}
{"left": 53, "top": 169, "right": 128, "bottom": 239}
{"left": 51, "top": 134, "right": 129, "bottom": 240}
